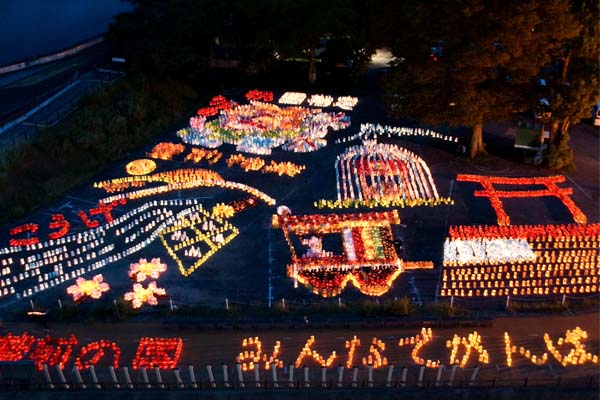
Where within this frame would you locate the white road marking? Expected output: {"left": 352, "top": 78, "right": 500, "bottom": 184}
{"left": 565, "top": 175, "right": 593, "bottom": 200}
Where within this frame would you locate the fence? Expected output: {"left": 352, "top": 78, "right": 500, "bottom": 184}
{"left": 1, "top": 362, "right": 597, "bottom": 392}
{"left": 0, "top": 36, "right": 104, "bottom": 76}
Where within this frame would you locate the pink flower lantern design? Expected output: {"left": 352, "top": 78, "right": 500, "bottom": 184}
{"left": 124, "top": 282, "right": 167, "bottom": 309}
{"left": 66, "top": 274, "right": 110, "bottom": 302}
{"left": 129, "top": 258, "right": 167, "bottom": 282}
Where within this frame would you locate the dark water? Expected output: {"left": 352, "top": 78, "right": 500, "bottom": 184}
{"left": 0, "top": 0, "right": 132, "bottom": 65}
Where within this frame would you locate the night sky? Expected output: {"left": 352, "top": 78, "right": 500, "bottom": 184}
{"left": 0, "top": 0, "right": 131, "bottom": 65}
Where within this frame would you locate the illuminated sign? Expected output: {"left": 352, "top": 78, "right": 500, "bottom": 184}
{"left": 1, "top": 327, "right": 596, "bottom": 371}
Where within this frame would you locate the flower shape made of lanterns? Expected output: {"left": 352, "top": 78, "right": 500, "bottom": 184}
{"left": 124, "top": 282, "right": 167, "bottom": 308}
{"left": 128, "top": 258, "right": 168, "bottom": 282}
{"left": 66, "top": 274, "right": 110, "bottom": 302}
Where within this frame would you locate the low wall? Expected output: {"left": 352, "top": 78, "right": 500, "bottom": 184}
{"left": 0, "top": 36, "right": 105, "bottom": 76}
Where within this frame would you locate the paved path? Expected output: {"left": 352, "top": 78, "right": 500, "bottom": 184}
{"left": 0, "top": 67, "right": 123, "bottom": 149}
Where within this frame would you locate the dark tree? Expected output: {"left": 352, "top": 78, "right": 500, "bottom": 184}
{"left": 383, "top": 0, "right": 580, "bottom": 158}
{"left": 107, "top": 0, "right": 374, "bottom": 84}
{"left": 106, "top": 0, "right": 225, "bottom": 81}
{"left": 534, "top": 0, "right": 599, "bottom": 170}
{"left": 268, "top": 0, "right": 372, "bottom": 83}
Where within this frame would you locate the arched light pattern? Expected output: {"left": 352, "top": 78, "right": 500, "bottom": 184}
{"left": 332, "top": 140, "right": 444, "bottom": 208}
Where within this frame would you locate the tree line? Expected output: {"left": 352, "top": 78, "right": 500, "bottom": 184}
{"left": 109, "top": 0, "right": 598, "bottom": 165}
{"left": 1, "top": 0, "right": 597, "bottom": 226}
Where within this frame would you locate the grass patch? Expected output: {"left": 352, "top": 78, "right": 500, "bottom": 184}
{"left": 507, "top": 300, "right": 568, "bottom": 313}
{"left": 0, "top": 74, "right": 197, "bottom": 226}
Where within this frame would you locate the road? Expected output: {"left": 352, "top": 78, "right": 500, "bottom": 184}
{"left": 0, "top": 41, "right": 116, "bottom": 121}
{"left": 0, "top": 41, "right": 123, "bottom": 148}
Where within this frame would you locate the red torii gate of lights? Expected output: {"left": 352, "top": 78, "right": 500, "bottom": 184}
{"left": 456, "top": 174, "right": 587, "bottom": 226}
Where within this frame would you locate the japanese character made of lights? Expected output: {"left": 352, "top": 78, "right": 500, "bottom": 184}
{"left": 0, "top": 328, "right": 598, "bottom": 371}
{"left": 132, "top": 337, "right": 183, "bottom": 370}
{"left": 0, "top": 199, "right": 196, "bottom": 301}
